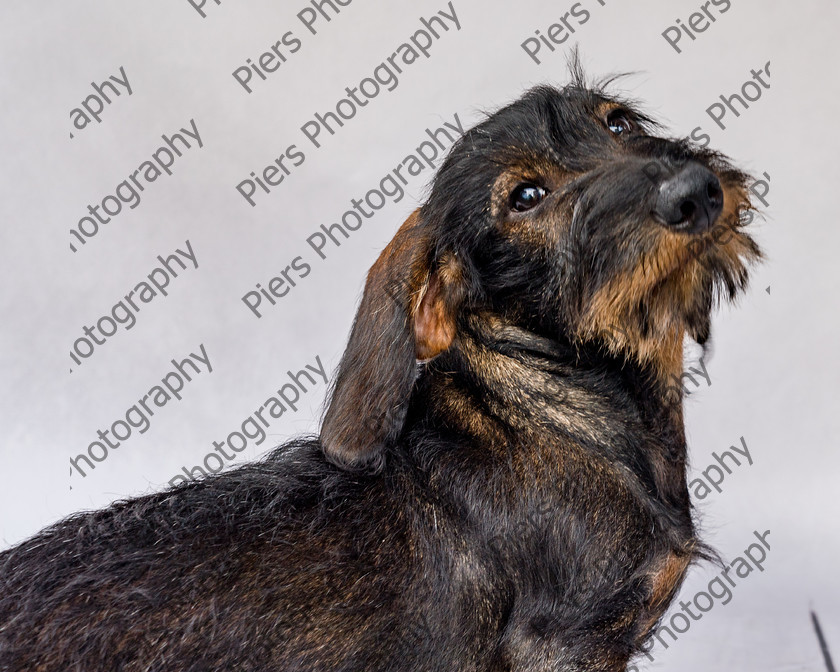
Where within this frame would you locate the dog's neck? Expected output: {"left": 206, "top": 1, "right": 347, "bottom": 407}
{"left": 451, "top": 313, "right": 634, "bottom": 445}
{"left": 452, "top": 311, "right": 686, "bottom": 430}
{"left": 412, "top": 309, "right": 694, "bottom": 543}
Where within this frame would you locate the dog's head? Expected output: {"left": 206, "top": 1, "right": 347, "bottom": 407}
{"left": 321, "top": 70, "right": 762, "bottom": 470}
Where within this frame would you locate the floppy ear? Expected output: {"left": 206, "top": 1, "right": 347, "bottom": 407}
{"left": 320, "top": 209, "right": 461, "bottom": 471}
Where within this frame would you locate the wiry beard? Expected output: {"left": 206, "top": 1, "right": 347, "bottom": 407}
{"left": 570, "top": 168, "right": 762, "bottom": 377}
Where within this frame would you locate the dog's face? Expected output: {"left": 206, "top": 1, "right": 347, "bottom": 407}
{"left": 424, "top": 81, "right": 762, "bottom": 373}
{"left": 321, "top": 76, "right": 762, "bottom": 470}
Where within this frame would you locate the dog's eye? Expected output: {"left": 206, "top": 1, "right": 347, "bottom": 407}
{"left": 510, "top": 184, "right": 547, "bottom": 212}
{"left": 607, "top": 110, "right": 633, "bottom": 135}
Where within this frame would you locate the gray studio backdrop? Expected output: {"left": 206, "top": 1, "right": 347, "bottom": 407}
{"left": 1, "top": 0, "right": 837, "bottom": 669}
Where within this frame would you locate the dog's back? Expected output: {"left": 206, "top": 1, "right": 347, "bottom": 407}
{"left": 0, "top": 441, "right": 419, "bottom": 670}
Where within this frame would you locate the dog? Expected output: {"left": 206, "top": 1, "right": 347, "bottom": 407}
{"left": 0, "top": 64, "right": 761, "bottom": 671}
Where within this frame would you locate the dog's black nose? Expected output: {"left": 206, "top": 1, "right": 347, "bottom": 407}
{"left": 653, "top": 163, "right": 723, "bottom": 233}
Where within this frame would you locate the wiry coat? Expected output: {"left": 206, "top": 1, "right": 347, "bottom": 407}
{"left": 0, "top": 69, "right": 760, "bottom": 671}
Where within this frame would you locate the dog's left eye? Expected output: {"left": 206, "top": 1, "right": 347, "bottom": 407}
{"left": 607, "top": 111, "right": 633, "bottom": 135}
{"left": 510, "top": 184, "right": 547, "bottom": 212}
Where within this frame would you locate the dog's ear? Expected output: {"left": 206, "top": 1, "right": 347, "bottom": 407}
{"left": 320, "top": 209, "right": 461, "bottom": 471}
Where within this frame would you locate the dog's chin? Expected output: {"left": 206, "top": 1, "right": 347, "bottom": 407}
{"left": 574, "top": 215, "right": 760, "bottom": 378}
{"left": 659, "top": 216, "right": 763, "bottom": 347}
{"left": 668, "top": 215, "right": 760, "bottom": 296}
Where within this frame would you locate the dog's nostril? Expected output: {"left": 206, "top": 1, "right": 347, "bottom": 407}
{"left": 707, "top": 180, "right": 723, "bottom": 205}
{"left": 679, "top": 200, "right": 697, "bottom": 222}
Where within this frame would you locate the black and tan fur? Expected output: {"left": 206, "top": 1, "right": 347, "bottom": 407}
{"left": 0, "top": 65, "right": 761, "bottom": 671}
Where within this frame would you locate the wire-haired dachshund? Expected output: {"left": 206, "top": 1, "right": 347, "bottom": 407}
{"left": 0, "top": 63, "right": 761, "bottom": 671}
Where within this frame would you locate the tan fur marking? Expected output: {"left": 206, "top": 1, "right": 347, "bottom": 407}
{"left": 415, "top": 272, "right": 456, "bottom": 360}
{"left": 637, "top": 551, "right": 692, "bottom": 637}
{"left": 577, "top": 230, "right": 691, "bottom": 383}
{"left": 648, "top": 551, "right": 691, "bottom": 610}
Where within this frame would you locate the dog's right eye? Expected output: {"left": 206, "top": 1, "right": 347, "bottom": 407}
{"left": 606, "top": 109, "right": 634, "bottom": 135}
{"left": 510, "top": 184, "right": 547, "bottom": 212}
